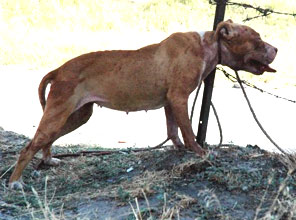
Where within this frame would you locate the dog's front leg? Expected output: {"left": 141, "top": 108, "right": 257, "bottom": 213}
{"left": 166, "top": 93, "right": 206, "bottom": 156}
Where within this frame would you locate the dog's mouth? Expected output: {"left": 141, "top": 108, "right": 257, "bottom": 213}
{"left": 249, "top": 59, "right": 276, "bottom": 74}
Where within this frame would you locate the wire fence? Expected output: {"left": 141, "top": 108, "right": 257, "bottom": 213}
{"left": 217, "top": 67, "right": 296, "bottom": 104}
{"left": 209, "top": 0, "right": 296, "bottom": 22}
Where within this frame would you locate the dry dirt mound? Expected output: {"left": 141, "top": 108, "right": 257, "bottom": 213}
{"left": 1, "top": 127, "right": 296, "bottom": 219}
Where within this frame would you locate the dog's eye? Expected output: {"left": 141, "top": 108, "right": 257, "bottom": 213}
{"left": 253, "top": 40, "right": 263, "bottom": 50}
{"left": 253, "top": 39, "right": 261, "bottom": 50}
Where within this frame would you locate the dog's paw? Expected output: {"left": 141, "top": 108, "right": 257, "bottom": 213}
{"left": 9, "top": 181, "right": 23, "bottom": 190}
{"left": 174, "top": 144, "right": 186, "bottom": 150}
{"left": 172, "top": 139, "right": 185, "bottom": 150}
{"left": 43, "top": 157, "right": 61, "bottom": 166}
{"left": 191, "top": 145, "right": 207, "bottom": 157}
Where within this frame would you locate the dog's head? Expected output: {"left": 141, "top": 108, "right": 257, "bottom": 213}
{"left": 215, "top": 19, "right": 277, "bottom": 75}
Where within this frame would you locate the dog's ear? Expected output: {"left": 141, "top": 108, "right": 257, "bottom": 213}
{"left": 215, "top": 19, "right": 237, "bottom": 41}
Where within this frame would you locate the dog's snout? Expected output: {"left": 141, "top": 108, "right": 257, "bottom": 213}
{"left": 274, "top": 47, "right": 278, "bottom": 53}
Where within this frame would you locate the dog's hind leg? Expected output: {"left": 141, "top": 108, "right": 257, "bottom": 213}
{"left": 42, "top": 102, "right": 94, "bottom": 165}
{"left": 9, "top": 94, "right": 77, "bottom": 188}
{"left": 164, "top": 105, "right": 184, "bottom": 149}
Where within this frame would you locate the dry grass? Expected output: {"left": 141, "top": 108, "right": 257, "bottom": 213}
{"left": 1, "top": 131, "right": 296, "bottom": 219}
{"left": 254, "top": 154, "right": 296, "bottom": 220}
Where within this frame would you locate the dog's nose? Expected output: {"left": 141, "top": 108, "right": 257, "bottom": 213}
{"left": 274, "top": 47, "right": 278, "bottom": 53}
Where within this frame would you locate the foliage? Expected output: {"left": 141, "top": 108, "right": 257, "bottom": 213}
{"left": 0, "top": 0, "right": 295, "bottom": 87}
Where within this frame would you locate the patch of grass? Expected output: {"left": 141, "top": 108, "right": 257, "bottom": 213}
{"left": 197, "top": 188, "right": 228, "bottom": 219}
{"left": 117, "top": 186, "right": 131, "bottom": 203}
{"left": 1, "top": 138, "right": 296, "bottom": 219}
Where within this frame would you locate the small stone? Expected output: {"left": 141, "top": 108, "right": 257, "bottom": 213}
{"left": 9, "top": 181, "right": 23, "bottom": 190}
{"left": 233, "top": 83, "right": 241, "bottom": 88}
{"left": 31, "top": 170, "right": 41, "bottom": 178}
{"left": 126, "top": 167, "right": 134, "bottom": 173}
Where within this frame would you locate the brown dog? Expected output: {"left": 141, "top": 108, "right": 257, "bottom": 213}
{"left": 9, "top": 20, "right": 277, "bottom": 188}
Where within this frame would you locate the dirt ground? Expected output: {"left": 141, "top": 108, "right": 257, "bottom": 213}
{"left": 1, "top": 127, "right": 296, "bottom": 220}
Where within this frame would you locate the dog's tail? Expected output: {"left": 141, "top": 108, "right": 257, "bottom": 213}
{"left": 38, "top": 69, "right": 58, "bottom": 111}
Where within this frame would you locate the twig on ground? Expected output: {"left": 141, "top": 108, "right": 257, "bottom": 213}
{"left": 0, "top": 162, "right": 16, "bottom": 179}
{"left": 35, "top": 138, "right": 171, "bottom": 169}
{"left": 1, "top": 150, "right": 18, "bottom": 156}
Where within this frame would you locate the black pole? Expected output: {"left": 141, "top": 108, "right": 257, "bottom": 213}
{"left": 196, "top": 0, "right": 226, "bottom": 146}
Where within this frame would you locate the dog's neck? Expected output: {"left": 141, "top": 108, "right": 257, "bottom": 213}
{"left": 198, "top": 31, "right": 221, "bottom": 80}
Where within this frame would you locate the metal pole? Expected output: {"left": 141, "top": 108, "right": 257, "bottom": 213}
{"left": 196, "top": 0, "right": 226, "bottom": 146}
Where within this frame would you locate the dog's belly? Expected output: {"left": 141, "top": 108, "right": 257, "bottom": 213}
{"left": 105, "top": 86, "right": 168, "bottom": 112}
{"left": 75, "top": 92, "right": 167, "bottom": 112}
{"left": 103, "top": 99, "right": 167, "bottom": 112}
